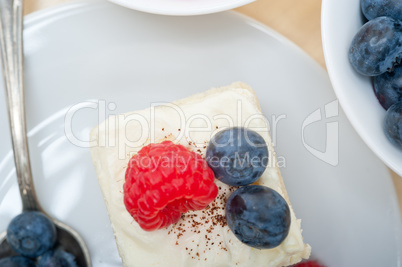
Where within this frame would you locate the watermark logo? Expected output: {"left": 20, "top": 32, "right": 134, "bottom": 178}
{"left": 64, "top": 99, "right": 339, "bottom": 167}
{"left": 302, "top": 100, "right": 339, "bottom": 166}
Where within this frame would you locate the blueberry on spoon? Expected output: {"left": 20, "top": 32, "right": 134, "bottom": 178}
{"left": 6, "top": 211, "right": 56, "bottom": 258}
{"left": 0, "top": 256, "right": 35, "bottom": 267}
{"left": 38, "top": 248, "right": 78, "bottom": 267}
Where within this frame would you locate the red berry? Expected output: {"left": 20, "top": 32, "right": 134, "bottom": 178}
{"left": 294, "top": 260, "right": 325, "bottom": 267}
{"left": 124, "top": 141, "right": 218, "bottom": 231}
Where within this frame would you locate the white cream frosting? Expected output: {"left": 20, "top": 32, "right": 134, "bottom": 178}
{"left": 90, "top": 82, "right": 311, "bottom": 267}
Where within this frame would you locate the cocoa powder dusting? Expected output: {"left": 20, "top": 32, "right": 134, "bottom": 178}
{"left": 167, "top": 185, "right": 237, "bottom": 261}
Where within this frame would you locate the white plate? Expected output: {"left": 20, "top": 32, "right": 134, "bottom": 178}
{"left": 321, "top": 0, "right": 402, "bottom": 176}
{"left": 0, "top": 0, "right": 401, "bottom": 266}
{"left": 109, "top": 0, "right": 255, "bottom": 16}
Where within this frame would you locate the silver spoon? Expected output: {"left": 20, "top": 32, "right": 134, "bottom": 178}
{"left": 0, "top": 0, "right": 91, "bottom": 265}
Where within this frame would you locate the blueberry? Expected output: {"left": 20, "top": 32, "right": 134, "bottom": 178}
{"left": 38, "top": 248, "right": 77, "bottom": 267}
{"left": 373, "top": 64, "right": 402, "bottom": 110}
{"left": 349, "top": 16, "right": 402, "bottom": 76}
{"left": 225, "top": 185, "right": 291, "bottom": 249}
{"left": 7, "top": 211, "right": 57, "bottom": 258}
{"left": 384, "top": 102, "right": 402, "bottom": 149}
{"left": 0, "top": 256, "right": 36, "bottom": 267}
{"left": 206, "top": 127, "right": 268, "bottom": 186}
{"left": 361, "top": 0, "right": 402, "bottom": 21}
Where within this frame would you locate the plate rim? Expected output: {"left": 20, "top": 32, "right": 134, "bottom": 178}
{"left": 8, "top": 0, "right": 402, "bottom": 265}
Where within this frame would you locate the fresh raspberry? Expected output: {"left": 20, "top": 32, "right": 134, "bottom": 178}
{"left": 124, "top": 141, "right": 218, "bottom": 231}
{"left": 294, "top": 260, "right": 325, "bottom": 267}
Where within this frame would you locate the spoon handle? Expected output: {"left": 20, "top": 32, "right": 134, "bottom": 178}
{"left": 0, "top": 0, "right": 41, "bottom": 212}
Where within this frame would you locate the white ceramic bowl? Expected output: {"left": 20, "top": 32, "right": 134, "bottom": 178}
{"left": 108, "top": 0, "right": 255, "bottom": 16}
{"left": 322, "top": 0, "right": 402, "bottom": 176}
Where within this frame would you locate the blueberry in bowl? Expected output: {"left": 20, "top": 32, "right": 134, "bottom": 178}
{"left": 384, "top": 102, "right": 402, "bottom": 149}
{"left": 225, "top": 185, "right": 291, "bottom": 249}
{"left": 361, "top": 0, "right": 402, "bottom": 21}
{"left": 349, "top": 16, "right": 402, "bottom": 76}
{"left": 373, "top": 64, "right": 402, "bottom": 110}
{"left": 206, "top": 127, "right": 269, "bottom": 186}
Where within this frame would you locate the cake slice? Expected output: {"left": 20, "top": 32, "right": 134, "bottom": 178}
{"left": 90, "top": 82, "right": 311, "bottom": 267}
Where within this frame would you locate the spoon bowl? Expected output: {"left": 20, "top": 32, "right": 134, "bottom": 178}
{"left": 0, "top": 220, "right": 90, "bottom": 266}
{"left": 53, "top": 221, "right": 90, "bottom": 267}
{"left": 0, "top": 0, "right": 91, "bottom": 265}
